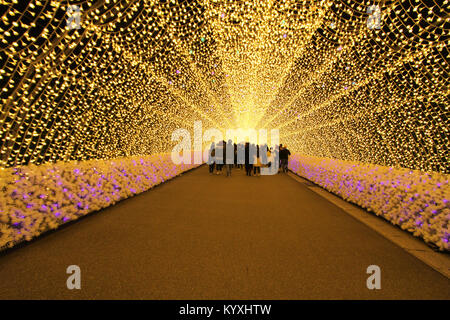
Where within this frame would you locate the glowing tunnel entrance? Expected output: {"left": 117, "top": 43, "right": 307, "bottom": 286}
{"left": 0, "top": 1, "right": 448, "bottom": 299}
{"left": 0, "top": 0, "right": 448, "bottom": 171}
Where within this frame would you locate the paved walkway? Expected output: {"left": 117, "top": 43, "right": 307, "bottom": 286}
{"left": 0, "top": 166, "right": 449, "bottom": 299}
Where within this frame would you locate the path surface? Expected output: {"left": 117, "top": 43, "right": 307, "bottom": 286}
{"left": 0, "top": 166, "right": 449, "bottom": 299}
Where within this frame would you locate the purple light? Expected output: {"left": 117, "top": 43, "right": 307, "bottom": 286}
{"left": 288, "top": 154, "right": 449, "bottom": 251}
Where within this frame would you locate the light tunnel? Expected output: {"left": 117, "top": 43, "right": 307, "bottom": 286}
{"left": 0, "top": 0, "right": 449, "bottom": 300}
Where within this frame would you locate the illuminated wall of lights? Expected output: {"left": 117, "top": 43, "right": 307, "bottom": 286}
{"left": 0, "top": 0, "right": 448, "bottom": 173}
{"left": 0, "top": 153, "right": 201, "bottom": 249}
{"left": 289, "top": 154, "right": 449, "bottom": 251}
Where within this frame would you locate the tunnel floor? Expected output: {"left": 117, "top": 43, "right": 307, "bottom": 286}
{"left": 0, "top": 166, "right": 449, "bottom": 299}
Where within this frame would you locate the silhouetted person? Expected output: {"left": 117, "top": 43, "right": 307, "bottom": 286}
{"left": 280, "top": 145, "right": 291, "bottom": 173}
{"left": 253, "top": 144, "right": 261, "bottom": 176}
{"left": 260, "top": 144, "right": 268, "bottom": 167}
{"left": 273, "top": 145, "right": 280, "bottom": 173}
{"left": 215, "top": 140, "right": 224, "bottom": 174}
{"left": 279, "top": 144, "right": 283, "bottom": 171}
{"left": 222, "top": 140, "right": 227, "bottom": 165}
{"left": 233, "top": 143, "right": 237, "bottom": 168}
{"left": 237, "top": 142, "right": 245, "bottom": 169}
{"left": 208, "top": 142, "right": 215, "bottom": 174}
{"left": 244, "top": 142, "right": 252, "bottom": 176}
{"left": 226, "top": 139, "right": 234, "bottom": 176}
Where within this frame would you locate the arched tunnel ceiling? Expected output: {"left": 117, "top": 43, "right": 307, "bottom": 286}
{"left": 0, "top": 0, "right": 448, "bottom": 172}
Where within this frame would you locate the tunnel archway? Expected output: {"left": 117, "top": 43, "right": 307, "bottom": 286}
{"left": 0, "top": 0, "right": 448, "bottom": 172}
{"left": 0, "top": 0, "right": 449, "bottom": 299}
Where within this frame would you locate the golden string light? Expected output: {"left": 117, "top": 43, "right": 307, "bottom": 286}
{"left": 0, "top": 0, "right": 448, "bottom": 172}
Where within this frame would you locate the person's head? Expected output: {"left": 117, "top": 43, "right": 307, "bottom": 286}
{"left": 228, "top": 139, "right": 232, "bottom": 144}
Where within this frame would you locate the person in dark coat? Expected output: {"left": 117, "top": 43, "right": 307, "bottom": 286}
{"left": 215, "top": 140, "right": 224, "bottom": 174}
{"left": 225, "top": 140, "right": 234, "bottom": 176}
{"left": 279, "top": 145, "right": 291, "bottom": 173}
{"left": 208, "top": 142, "right": 215, "bottom": 174}
{"left": 233, "top": 143, "right": 237, "bottom": 168}
{"left": 244, "top": 142, "right": 252, "bottom": 176}
{"left": 253, "top": 144, "right": 261, "bottom": 176}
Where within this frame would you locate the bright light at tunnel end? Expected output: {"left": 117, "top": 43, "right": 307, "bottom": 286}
{"left": 171, "top": 121, "right": 280, "bottom": 175}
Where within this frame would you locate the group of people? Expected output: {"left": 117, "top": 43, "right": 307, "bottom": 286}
{"left": 207, "top": 140, "right": 291, "bottom": 177}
